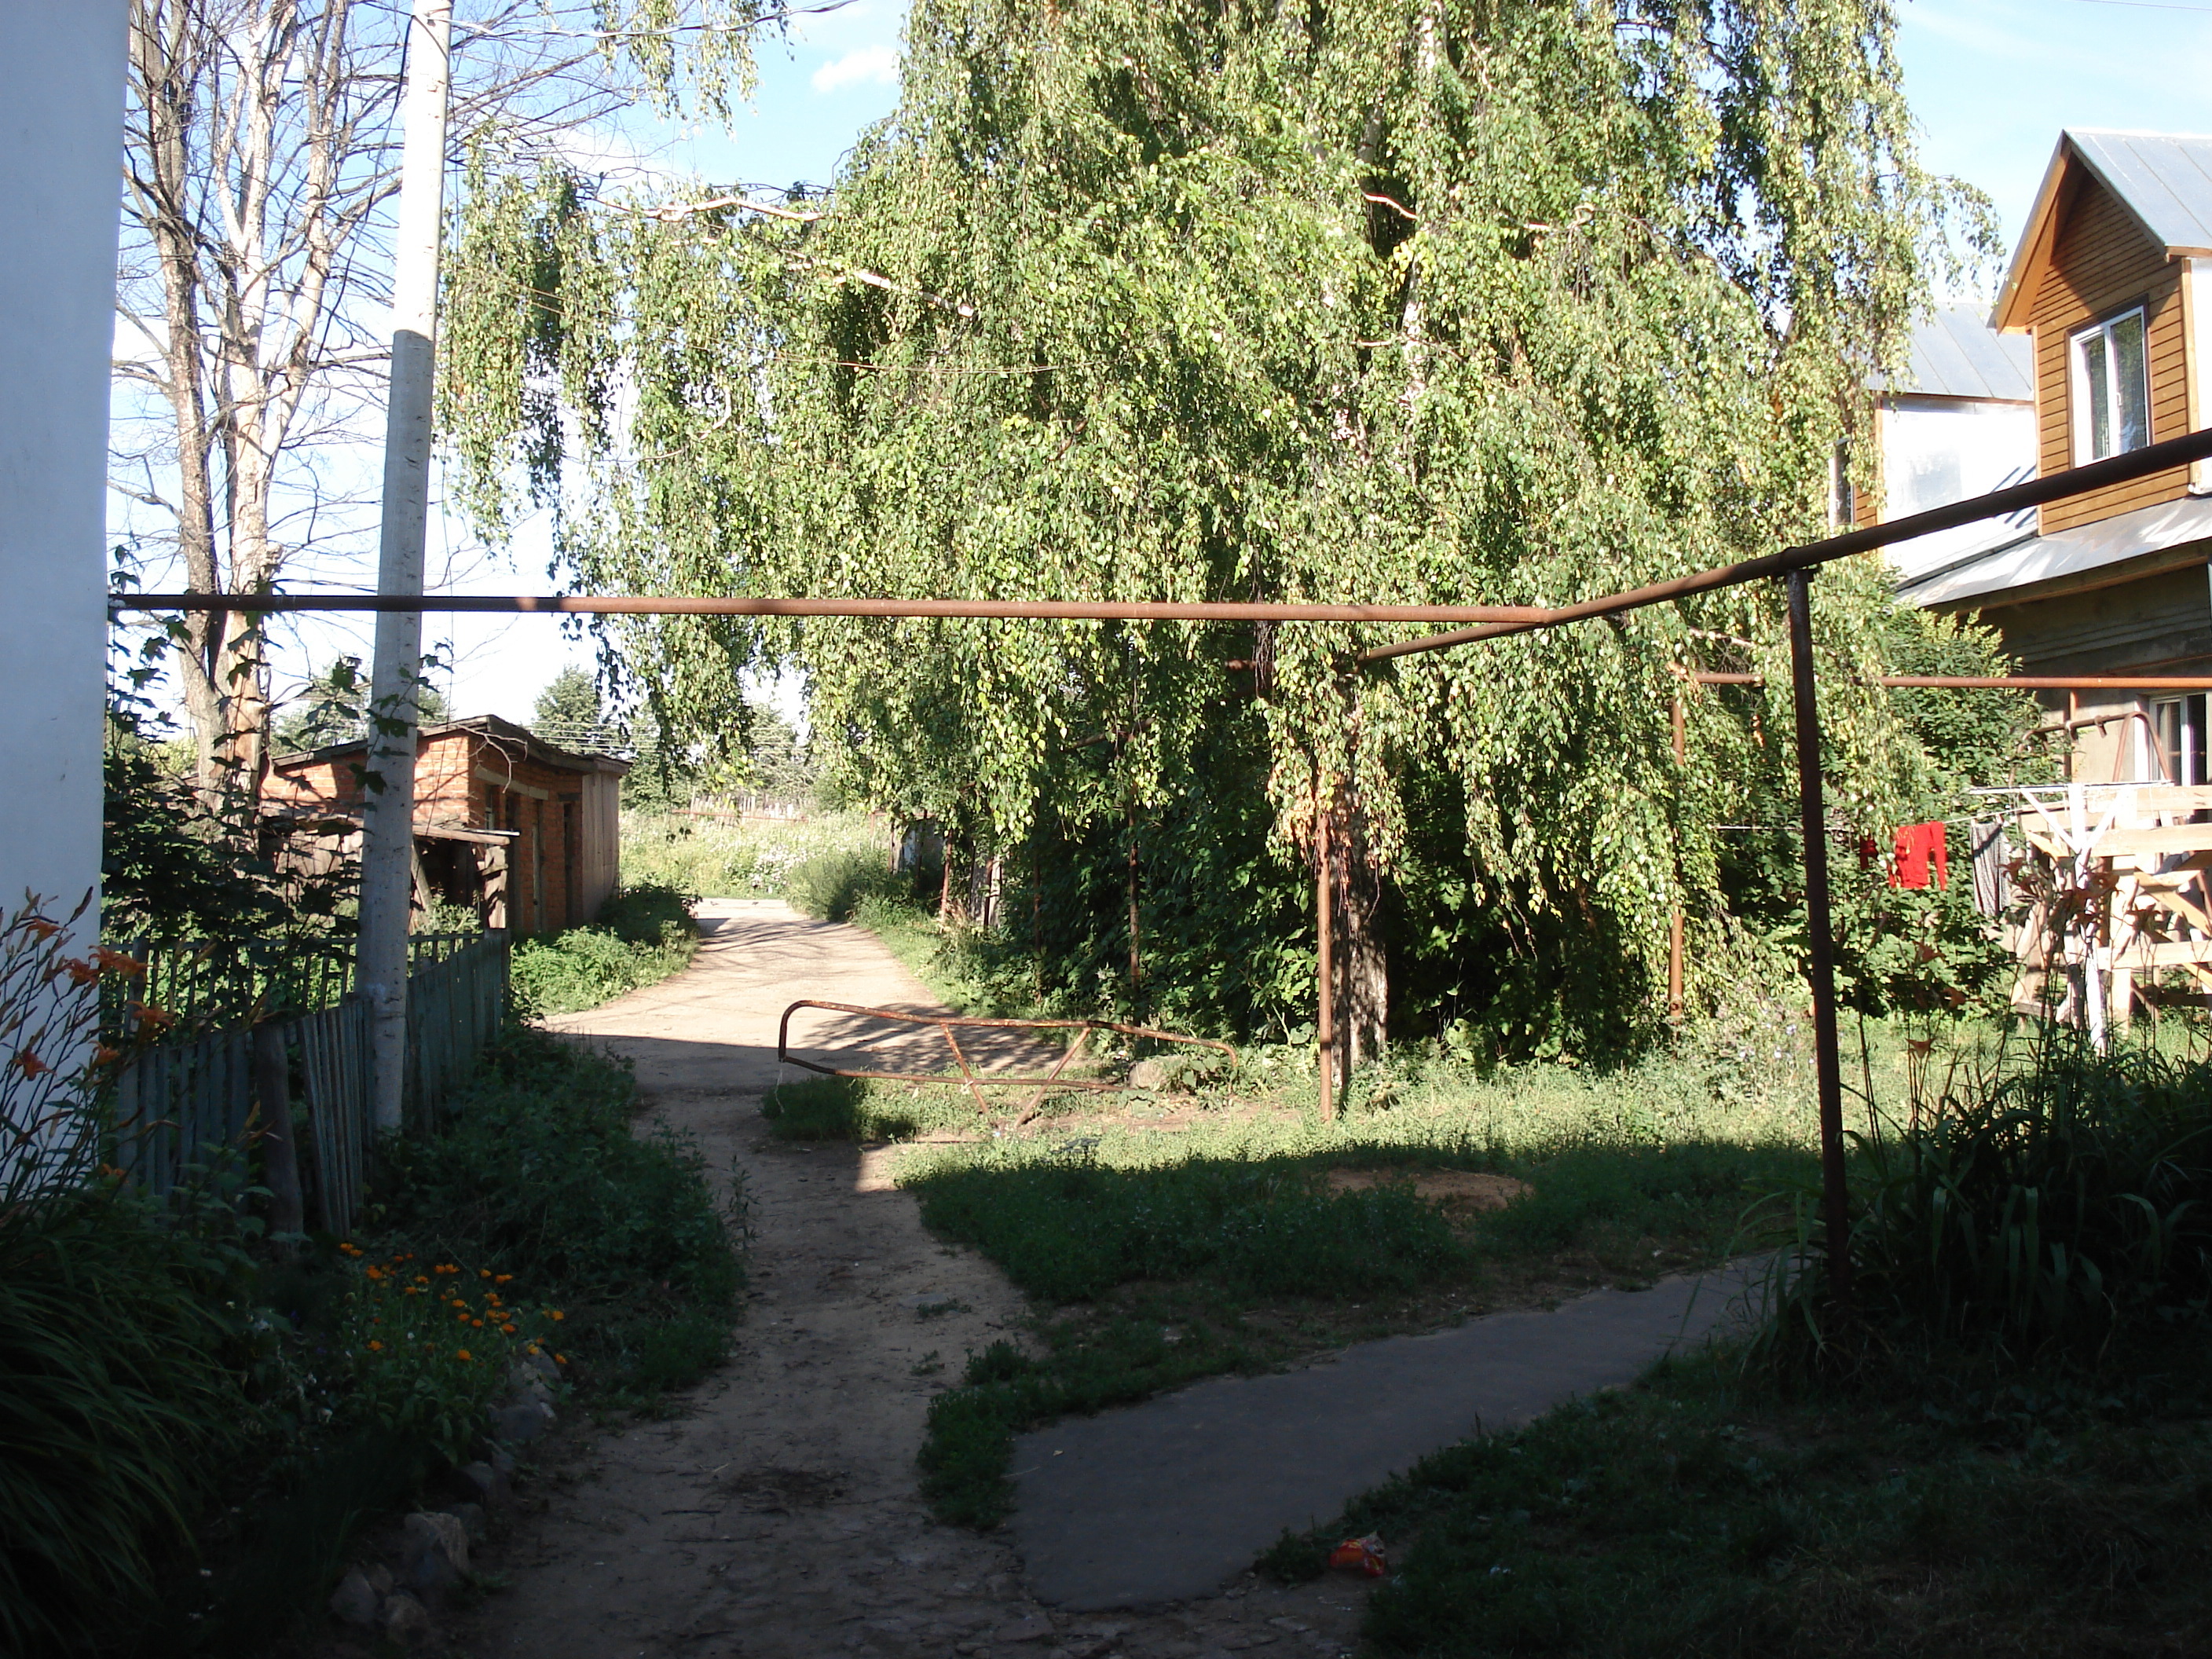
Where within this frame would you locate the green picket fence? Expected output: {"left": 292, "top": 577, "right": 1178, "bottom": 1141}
{"left": 109, "top": 932, "right": 510, "bottom": 1232}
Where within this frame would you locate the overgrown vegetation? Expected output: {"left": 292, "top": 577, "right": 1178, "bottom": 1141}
{"left": 621, "top": 808, "right": 891, "bottom": 904}
{"left": 509, "top": 881, "right": 697, "bottom": 1015}
{"left": 0, "top": 892, "right": 742, "bottom": 1655}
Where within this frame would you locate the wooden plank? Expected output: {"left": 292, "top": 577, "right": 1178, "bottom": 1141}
{"left": 2089, "top": 825, "right": 2212, "bottom": 856}
{"left": 2111, "top": 938, "right": 2212, "bottom": 966}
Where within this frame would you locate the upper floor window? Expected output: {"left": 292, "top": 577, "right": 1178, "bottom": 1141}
{"left": 2071, "top": 306, "right": 2150, "bottom": 462}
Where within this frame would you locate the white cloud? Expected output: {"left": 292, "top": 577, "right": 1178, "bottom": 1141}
{"left": 811, "top": 44, "right": 899, "bottom": 93}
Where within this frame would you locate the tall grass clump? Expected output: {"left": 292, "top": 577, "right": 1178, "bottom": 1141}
{"left": 1762, "top": 1026, "right": 2212, "bottom": 1372}
{"left": 509, "top": 881, "right": 696, "bottom": 1015}
{"left": 0, "top": 899, "right": 263, "bottom": 1656}
{"left": 786, "top": 847, "right": 917, "bottom": 924}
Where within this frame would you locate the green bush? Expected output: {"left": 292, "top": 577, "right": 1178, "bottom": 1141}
{"left": 373, "top": 1027, "right": 744, "bottom": 1400}
{"left": 509, "top": 881, "right": 697, "bottom": 1015}
{"left": 1760, "top": 1029, "right": 2212, "bottom": 1372}
{"left": 0, "top": 1184, "right": 259, "bottom": 1657}
{"left": 787, "top": 848, "right": 914, "bottom": 923}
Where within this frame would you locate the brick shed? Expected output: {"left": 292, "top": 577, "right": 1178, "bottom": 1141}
{"left": 266, "top": 715, "right": 628, "bottom": 936}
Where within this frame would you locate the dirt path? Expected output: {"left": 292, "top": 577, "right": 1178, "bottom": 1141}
{"left": 450, "top": 899, "right": 1368, "bottom": 1659}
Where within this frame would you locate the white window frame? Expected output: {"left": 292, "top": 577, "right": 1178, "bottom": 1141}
{"left": 2071, "top": 305, "right": 2152, "bottom": 463}
{"left": 2151, "top": 693, "right": 2208, "bottom": 785}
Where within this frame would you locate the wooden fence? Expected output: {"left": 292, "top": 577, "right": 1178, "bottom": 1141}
{"left": 110, "top": 932, "right": 510, "bottom": 1233}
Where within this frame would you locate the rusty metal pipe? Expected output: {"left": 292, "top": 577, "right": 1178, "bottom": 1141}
{"left": 114, "top": 592, "right": 1555, "bottom": 624}
{"left": 1359, "top": 424, "right": 2212, "bottom": 665}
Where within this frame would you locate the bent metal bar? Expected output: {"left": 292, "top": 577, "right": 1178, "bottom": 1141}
{"left": 114, "top": 422, "right": 2212, "bottom": 1314}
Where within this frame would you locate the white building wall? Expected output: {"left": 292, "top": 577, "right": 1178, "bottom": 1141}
{"left": 0, "top": 4, "right": 130, "bottom": 932}
{"left": 1878, "top": 396, "right": 2041, "bottom": 580}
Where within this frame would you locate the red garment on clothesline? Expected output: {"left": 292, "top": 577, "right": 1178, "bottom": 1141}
{"left": 1891, "top": 822, "right": 1948, "bottom": 889}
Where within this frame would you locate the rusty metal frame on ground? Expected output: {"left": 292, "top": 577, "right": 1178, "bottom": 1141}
{"left": 775, "top": 998, "right": 1237, "bottom": 1122}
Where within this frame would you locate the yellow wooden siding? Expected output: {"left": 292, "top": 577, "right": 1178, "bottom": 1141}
{"left": 577, "top": 771, "right": 621, "bottom": 922}
{"left": 2034, "top": 174, "right": 2192, "bottom": 532}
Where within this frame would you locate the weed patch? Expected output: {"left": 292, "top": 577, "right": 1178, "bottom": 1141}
{"left": 510, "top": 882, "right": 696, "bottom": 1015}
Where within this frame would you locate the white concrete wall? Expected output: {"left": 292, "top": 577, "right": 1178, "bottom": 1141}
{"left": 0, "top": 4, "right": 130, "bottom": 932}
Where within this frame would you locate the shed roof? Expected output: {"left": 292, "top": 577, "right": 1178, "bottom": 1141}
{"left": 1873, "top": 302, "right": 2034, "bottom": 401}
{"left": 1994, "top": 130, "right": 2212, "bottom": 331}
{"left": 271, "top": 712, "right": 630, "bottom": 776}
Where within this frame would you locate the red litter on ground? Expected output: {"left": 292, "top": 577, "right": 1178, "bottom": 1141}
{"left": 1328, "top": 1533, "right": 1387, "bottom": 1577}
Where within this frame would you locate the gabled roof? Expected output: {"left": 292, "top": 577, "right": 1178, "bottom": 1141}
{"left": 1994, "top": 130, "right": 2212, "bottom": 331}
{"left": 1872, "top": 302, "right": 2034, "bottom": 401}
{"left": 272, "top": 712, "right": 629, "bottom": 775}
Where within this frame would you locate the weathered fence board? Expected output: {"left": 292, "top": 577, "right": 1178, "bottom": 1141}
{"left": 110, "top": 931, "right": 510, "bottom": 1231}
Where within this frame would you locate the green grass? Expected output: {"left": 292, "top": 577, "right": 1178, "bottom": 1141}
{"left": 621, "top": 808, "right": 892, "bottom": 900}
{"left": 867, "top": 1038, "right": 1826, "bottom": 1528}
{"left": 368, "top": 1024, "right": 747, "bottom": 1406}
{"left": 509, "top": 881, "right": 698, "bottom": 1015}
{"left": 1256, "top": 1337, "right": 2212, "bottom": 1657}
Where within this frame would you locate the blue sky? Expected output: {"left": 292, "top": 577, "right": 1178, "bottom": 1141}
{"left": 438, "top": 0, "right": 2212, "bottom": 721}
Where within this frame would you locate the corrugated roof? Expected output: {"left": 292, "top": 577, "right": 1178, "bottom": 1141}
{"left": 2069, "top": 130, "right": 2212, "bottom": 255}
{"left": 1895, "top": 493, "right": 2212, "bottom": 609}
{"left": 1875, "top": 302, "right": 2034, "bottom": 401}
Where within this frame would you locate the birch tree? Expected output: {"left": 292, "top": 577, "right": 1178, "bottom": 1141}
{"left": 445, "top": 0, "right": 1999, "bottom": 1058}
{"left": 112, "top": 0, "right": 782, "bottom": 790}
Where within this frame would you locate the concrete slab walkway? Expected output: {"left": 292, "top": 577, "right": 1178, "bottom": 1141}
{"left": 1010, "top": 1262, "right": 1761, "bottom": 1609}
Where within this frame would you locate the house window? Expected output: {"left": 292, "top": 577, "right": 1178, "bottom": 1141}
{"left": 2152, "top": 694, "right": 2207, "bottom": 785}
{"left": 2071, "top": 306, "right": 2150, "bottom": 462}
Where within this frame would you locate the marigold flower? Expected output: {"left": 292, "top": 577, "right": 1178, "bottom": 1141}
{"left": 368, "top": 1339, "right": 383, "bottom": 1351}
{"left": 11, "top": 1049, "right": 49, "bottom": 1079}
{"left": 550, "top": 1310, "right": 565, "bottom": 1322}
{"left": 495, "top": 1273, "right": 513, "bottom": 1284}
{"left": 500, "top": 1322, "right": 517, "bottom": 1335}
{"left": 480, "top": 1269, "right": 493, "bottom": 1279}
{"left": 456, "top": 1349, "right": 472, "bottom": 1361}
{"left": 554, "top": 1353, "right": 566, "bottom": 1364}
{"left": 414, "top": 1276, "right": 428, "bottom": 1284}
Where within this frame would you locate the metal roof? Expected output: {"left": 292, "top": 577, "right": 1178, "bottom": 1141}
{"left": 1994, "top": 130, "right": 2212, "bottom": 330}
{"left": 1874, "top": 302, "right": 2034, "bottom": 401}
{"left": 2069, "top": 130, "right": 2212, "bottom": 255}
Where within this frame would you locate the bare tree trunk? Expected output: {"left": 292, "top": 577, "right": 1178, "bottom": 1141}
{"left": 1324, "top": 793, "right": 1387, "bottom": 1079}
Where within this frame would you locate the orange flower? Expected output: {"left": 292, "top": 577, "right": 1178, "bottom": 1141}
{"left": 129, "top": 1002, "right": 174, "bottom": 1032}
{"left": 11, "top": 1049, "right": 49, "bottom": 1079}
{"left": 58, "top": 957, "right": 100, "bottom": 987}
{"left": 24, "top": 918, "right": 60, "bottom": 941}
{"left": 549, "top": 1310, "right": 565, "bottom": 1322}
{"left": 368, "top": 1339, "right": 383, "bottom": 1351}
{"left": 92, "top": 1045, "right": 120, "bottom": 1069}
{"left": 471, "top": 1318, "right": 484, "bottom": 1328}
{"left": 479, "top": 1269, "right": 493, "bottom": 1279}
{"left": 93, "top": 946, "right": 146, "bottom": 978}
{"left": 456, "top": 1349, "right": 473, "bottom": 1361}
{"left": 554, "top": 1353, "right": 566, "bottom": 1365}
{"left": 494, "top": 1273, "right": 513, "bottom": 1284}
{"left": 500, "top": 1323, "right": 517, "bottom": 1335}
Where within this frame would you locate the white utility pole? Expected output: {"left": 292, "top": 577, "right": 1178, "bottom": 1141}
{"left": 359, "top": 0, "right": 453, "bottom": 1133}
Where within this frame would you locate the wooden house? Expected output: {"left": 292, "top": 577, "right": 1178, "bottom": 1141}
{"left": 1866, "top": 131, "right": 2212, "bottom": 1029}
{"left": 1890, "top": 130, "right": 2212, "bottom": 786}
{"left": 265, "top": 714, "right": 628, "bottom": 936}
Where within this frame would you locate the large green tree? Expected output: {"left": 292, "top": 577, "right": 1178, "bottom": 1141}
{"left": 445, "top": 0, "right": 1998, "bottom": 1061}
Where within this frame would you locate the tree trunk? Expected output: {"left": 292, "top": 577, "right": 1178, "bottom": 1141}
{"left": 1326, "top": 793, "right": 1388, "bottom": 1079}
